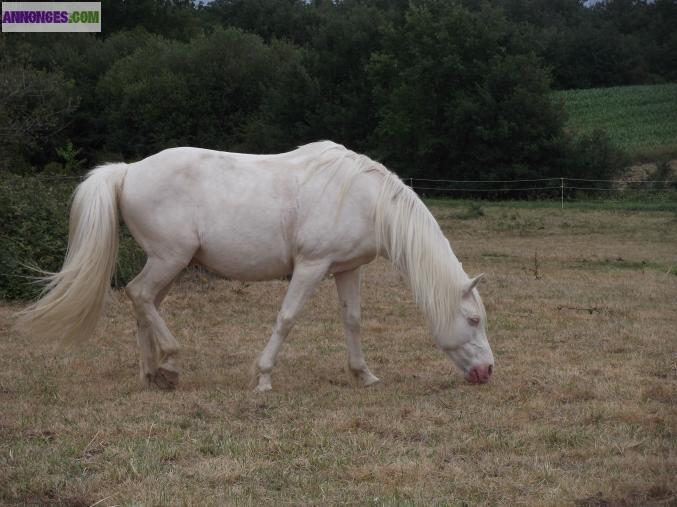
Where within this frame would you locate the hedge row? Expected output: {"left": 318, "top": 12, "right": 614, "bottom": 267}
{"left": 0, "top": 174, "right": 146, "bottom": 300}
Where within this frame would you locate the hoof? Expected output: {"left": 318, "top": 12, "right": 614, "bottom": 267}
{"left": 254, "top": 383, "right": 272, "bottom": 393}
{"left": 351, "top": 368, "right": 380, "bottom": 387}
{"left": 361, "top": 372, "right": 381, "bottom": 387}
{"left": 148, "top": 366, "right": 179, "bottom": 390}
{"left": 254, "top": 372, "right": 272, "bottom": 393}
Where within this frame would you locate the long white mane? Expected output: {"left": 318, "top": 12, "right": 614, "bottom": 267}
{"left": 310, "top": 143, "right": 469, "bottom": 337}
{"left": 373, "top": 167, "right": 468, "bottom": 337}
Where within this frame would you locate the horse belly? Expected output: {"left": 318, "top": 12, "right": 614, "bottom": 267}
{"left": 194, "top": 219, "right": 293, "bottom": 281}
{"left": 195, "top": 247, "right": 292, "bottom": 280}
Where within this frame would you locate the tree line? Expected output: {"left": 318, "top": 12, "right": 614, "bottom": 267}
{"left": 1, "top": 0, "right": 675, "bottom": 299}
{"left": 2, "top": 0, "right": 674, "bottom": 182}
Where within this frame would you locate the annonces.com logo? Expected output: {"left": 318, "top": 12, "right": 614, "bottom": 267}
{"left": 1, "top": 2, "right": 101, "bottom": 32}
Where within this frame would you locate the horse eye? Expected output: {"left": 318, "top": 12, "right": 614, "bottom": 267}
{"left": 468, "top": 316, "right": 480, "bottom": 327}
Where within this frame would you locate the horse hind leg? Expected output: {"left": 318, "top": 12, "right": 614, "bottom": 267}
{"left": 129, "top": 279, "right": 175, "bottom": 382}
{"left": 126, "top": 256, "right": 189, "bottom": 390}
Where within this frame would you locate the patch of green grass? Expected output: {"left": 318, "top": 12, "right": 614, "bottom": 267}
{"left": 455, "top": 202, "right": 485, "bottom": 219}
{"left": 424, "top": 197, "right": 677, "bottom": 213}
{"left": 555, "top": 84, "right": 677, "bottom": 161}
{"left": 494, "top": 211, "right": 545, "bottom": 234}
{"left": 571, "top": 257, "right": 676, "bottom": 275}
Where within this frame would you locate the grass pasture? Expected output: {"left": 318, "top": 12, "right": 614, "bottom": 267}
{"left": 556, "top": 84, "right": 677, "bottom": 161}
{"left": 1, "top": 203, "right": 676, "bottom": 505}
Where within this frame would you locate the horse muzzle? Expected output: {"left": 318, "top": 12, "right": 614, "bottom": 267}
{"left": 465, "top": 364, "right": 493, "bottom": 384}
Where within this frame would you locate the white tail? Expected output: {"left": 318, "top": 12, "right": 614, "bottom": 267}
{"left": 15, "top": 163, "right": 128, "bottom": 344}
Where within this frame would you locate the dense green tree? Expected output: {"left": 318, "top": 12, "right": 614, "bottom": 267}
{"left": 101, "top": 0, "right": 199, "bottom": 40}
{"left": 203, "top": 1, "right": 393, "bottom": 151}
{"left": 301, "top": 1, "right": 387, "bottom": 151}
{"left": 499, "top": 0, "right": 677, "bottom": 88}
{"left": 0, "top": 46, "right": 79, "bottom": 173}
{"left": 241, "top": 41, "right": 320, "bottom": 152}
{"left": 96, "top": 28, "right": 315, "bottom": 157}
{"left": 202, "top": 0, "right": 317, "bottom": 45}
{"left": 0, "top": 0, "right": 672, "bottom": 173}
{"left": 368, "top": 1, "right": 565, "bottom": 180}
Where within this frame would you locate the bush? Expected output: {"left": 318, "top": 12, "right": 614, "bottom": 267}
{"left": 562, "top": 129, "right": 628, "bottom": 181}
{"left": 0, "top": 174, "right": 145, "bottom": 300}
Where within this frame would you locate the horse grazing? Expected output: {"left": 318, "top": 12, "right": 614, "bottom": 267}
{"left": 16, "top": 141, "right": 494, "bottom": 391}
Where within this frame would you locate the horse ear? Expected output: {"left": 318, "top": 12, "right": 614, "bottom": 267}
{"left": 464, "top": 273, "right": 484, "bottom": 295}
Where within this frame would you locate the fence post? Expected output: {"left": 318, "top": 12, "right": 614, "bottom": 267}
{"left": 560, "top": 177, "right": 564, "bottom": 209}
{"left": 410, "top": 177, "right": 413, "bottom": 189}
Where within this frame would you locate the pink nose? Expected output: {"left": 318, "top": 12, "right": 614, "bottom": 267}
{"left": 465, "top": 364, "right": 493, "bottom": 384}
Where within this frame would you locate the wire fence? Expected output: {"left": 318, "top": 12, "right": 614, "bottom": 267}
{"left": 406, "top": 176, "right": 677, "bottom": 208}
{"left": 11, "top": 173, "right": 677, "bottom": 208}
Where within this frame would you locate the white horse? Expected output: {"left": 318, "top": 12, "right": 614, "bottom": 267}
{"left": 16, "top": 141, "right": 494, "bottom": 391}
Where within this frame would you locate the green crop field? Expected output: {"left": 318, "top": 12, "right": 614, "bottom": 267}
{"left": 556, "top": 84, "right": 677, "bottom": 161}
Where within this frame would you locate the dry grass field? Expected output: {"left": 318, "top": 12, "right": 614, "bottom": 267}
{"left": 1, "top": 203, "right": 675, "bottom": 506}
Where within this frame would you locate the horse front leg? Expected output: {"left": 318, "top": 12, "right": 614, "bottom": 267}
{"left": 253, "top": 261, "right": 329, "bottom": 392}
{"left": 334, "top": 268, "right": 380, "bottom": 387}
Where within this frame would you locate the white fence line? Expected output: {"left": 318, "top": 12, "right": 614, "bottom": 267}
{"left": 411, "top": 186, "right": 563, "bottom": 192}
{"left": 411, "top": 177, "right": 556, "bottom": 183}
{"left": 410, "top": 185, "right": 676, "bottom": 191}
{"left": 407, "top": 176, "right": 676, "bottom": 209}
{"left": 24, "top": 174, "right": 677, "bottom": 185}
{"left": 410, "top": 177, "right": 676, "bottom": 184}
